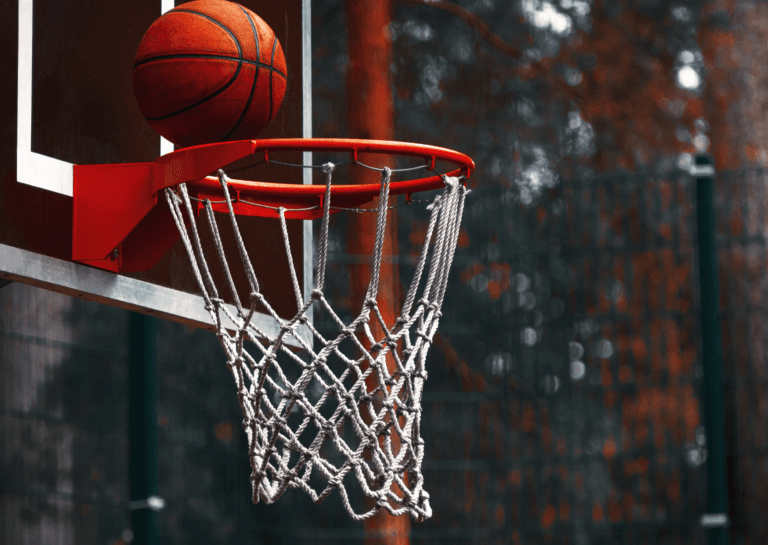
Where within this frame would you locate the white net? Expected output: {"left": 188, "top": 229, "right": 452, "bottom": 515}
{"left": 165, "top": 162, "right": 468, "bottom": 521}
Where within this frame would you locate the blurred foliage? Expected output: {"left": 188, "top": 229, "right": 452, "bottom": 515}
{"left": 314, "top": 0, "right": 765, "bottom": 543}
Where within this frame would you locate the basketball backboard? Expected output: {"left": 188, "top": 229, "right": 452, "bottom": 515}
{"left": 2, "top": 0, "right": 312, "bottom": 343}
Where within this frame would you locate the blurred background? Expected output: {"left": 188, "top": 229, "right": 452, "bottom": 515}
{"left": 3, "top": 0, "right": 768, "bottom": 543}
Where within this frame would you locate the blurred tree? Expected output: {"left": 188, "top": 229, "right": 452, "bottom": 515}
{"left": 316, "top": 0, "right": 720, "bottom": 542}
{"left": 345, "top": 0, "right": 410, "bottom": 543}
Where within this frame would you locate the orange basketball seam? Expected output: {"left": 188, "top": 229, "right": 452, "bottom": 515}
{"left": 143, "top": 9, "right": 244, "bottom": 121}
{"left": 133, "top": 54, "right": 286, "bottom": 79}
{"left": 269, "top": 37, "right": 278, "bottom": 123}
{"left": 222, "top": 6, "right": 263, "bottom": 141}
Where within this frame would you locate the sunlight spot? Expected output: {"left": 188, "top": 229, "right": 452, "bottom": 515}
{"left": 677, "top": 66, "right": 700, "bottom": 89}
{"left": 678, "top": 50, "right": 695, "bottom": 64}
{"left": 694, "top": 118, "right": 709, "bottom": 132}
{"left": 569, "top": 341, "right": 584, "bottom": 361}
{"left": 521, "top": 327, "right": 538, "bottom": 346}
{"left": 550, "top": 11, "right": 572, "bottom": 34}
{"left": 469, "top": 274, "right": 489, "bottom": 292}
{"left": 404, "top": 21, "right": 434, "bottom": 41}
{"left": 676, "top": 126, "right": 691, "bottom": 143}
{"left": 526, "top": 169, "right": 542, "bottom": 188}
{"left": 515, "top": 273, "right": 531, "bottom": 292}
{"left": 671, "top": 5, "right": 692, "bottom": 22}
{"left": 568, "top": 111, "right": 583, "bottom": 129}
{"left": 486, "top": 353, "right": 513, "bottom": 376}
{"left": 452, "top": 39, "right": 472, "bottom": 62}
{"left": 596, "top": 339, "right": 613, "bottom": 359}
{"left": 524, "top": 0, "right": 573, "bottom": 35}
{"left": 677, "top": 152, "right": 693, "bottom": 170}
{"left": 693, "top": 133, "right": 710, "bottom": 152}
{"left": 570, "top": 361, "right": 586, "bottom": 380}
{"left": 573, "top": 1, "right": 590, "bottom": 16}
{"left": 563, "top": 66, "right": 582, "bottom": 86}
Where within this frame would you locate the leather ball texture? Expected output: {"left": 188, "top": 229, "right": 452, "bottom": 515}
{"left": 133, "top": 0, "right": 287, "bottom": 148}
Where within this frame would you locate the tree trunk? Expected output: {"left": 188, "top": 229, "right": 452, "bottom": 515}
{"left": 345, "top": 1, "right": 410, "bottom": 543}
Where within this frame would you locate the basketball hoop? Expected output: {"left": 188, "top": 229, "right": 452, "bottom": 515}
{"left": 76, "top": 138, "right": 474, "bottom": 521}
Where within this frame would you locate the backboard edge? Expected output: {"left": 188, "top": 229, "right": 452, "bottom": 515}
{"left": 0, "top": 243, "right": 311, "bottom": 349}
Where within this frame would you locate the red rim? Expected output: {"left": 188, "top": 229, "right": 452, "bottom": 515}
{"left": 156, "top": 139, "right": 474, "bottom": 213}
{"left": 154, "top": 138, "right": 475, "bottom": 219}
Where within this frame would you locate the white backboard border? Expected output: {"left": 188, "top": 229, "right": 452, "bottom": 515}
{"left": 11, "top": 0, "right": 314, "bottom": 342}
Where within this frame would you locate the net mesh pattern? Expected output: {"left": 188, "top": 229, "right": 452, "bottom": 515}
{"left": 164, "top": 164, "right": 468, "bottom": 521}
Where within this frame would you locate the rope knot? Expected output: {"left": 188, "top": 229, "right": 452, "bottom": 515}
{"left": 365, "top": 297, "right": 377, "bottom": 308}
{"left": 443, "top": 175, "right": 459, "bottom": 189}
{"left": 168, "top": 189, "right": 182, "bottom": 204}
{"left": 281, "top": 387, "right": 300, "bottom": 401}
{"left": 426, "top": 194, "right": 443, "bottom": 211}
{"left": 271, "top": 416, "right": 289, "bottom": 429}
{"left": 322, "top": 162, "right": 335, "bottom": 174}
{"left": 311, "top": 289, "right": 323, "bottom": 300}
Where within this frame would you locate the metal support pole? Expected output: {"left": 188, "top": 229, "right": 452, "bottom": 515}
{"left": 693, "top": 154, "right": 729, "bottom": 545}
{"left": 129, "top": 313, "right": 162, "bottom": 545}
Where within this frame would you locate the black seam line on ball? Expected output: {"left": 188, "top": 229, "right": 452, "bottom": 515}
{"left": 133, "top": 54, "right": 286, "bottom": 79}
{"left": 268, "top": 38, "right": 278, "bottom": 123}
{"left": 143, "top": 9, "right": 242, "bottom": 121}
{"left": 223, "top": 6, "right": 262, "bottom": 141}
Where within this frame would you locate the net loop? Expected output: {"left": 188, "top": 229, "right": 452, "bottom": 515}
{"left": 165, "top": 161, "right": 469, "bottom": 522}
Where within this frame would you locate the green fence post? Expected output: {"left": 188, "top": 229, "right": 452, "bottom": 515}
{"left": 129, "top": 313, "right": 162, "bottom": 544}
{"left": 694, "top": 154, "right": 729, "bottom": 545}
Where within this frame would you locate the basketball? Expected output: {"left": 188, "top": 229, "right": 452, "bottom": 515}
{"left": 133, "top": 0, "right": 287, "bottom": 148}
